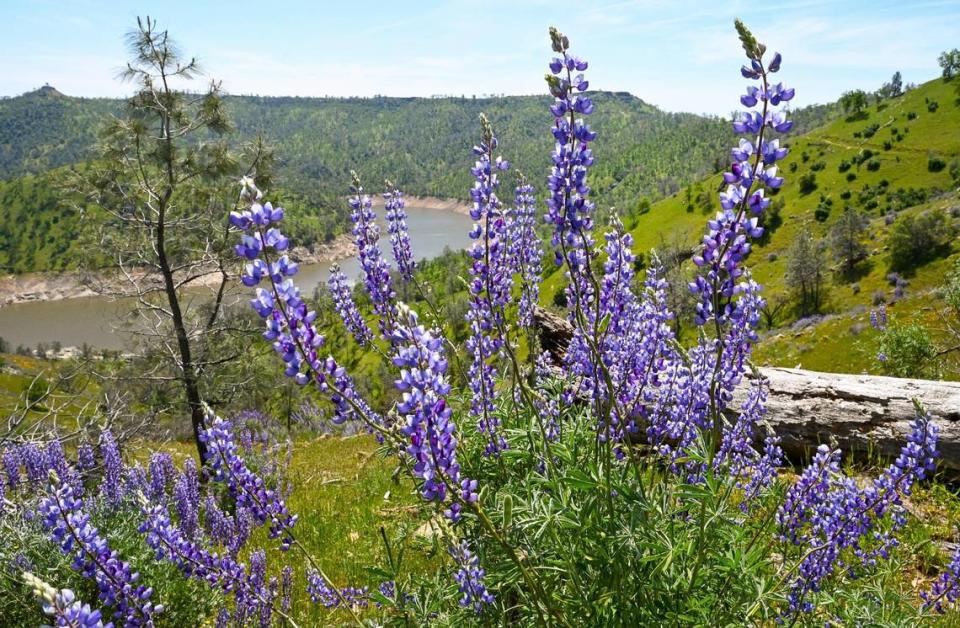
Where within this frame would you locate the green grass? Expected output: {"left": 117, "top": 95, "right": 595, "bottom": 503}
{"left": 130, "top": 435, "right": 439, "bottom": 624}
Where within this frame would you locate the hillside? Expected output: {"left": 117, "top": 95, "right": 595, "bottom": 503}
{"left": 0, "top": 87, "right": 116, "bottom": 177}
{"left": 0, "top": 88, "right": 750, "bottom": 273}
{"left": 0, "top": 90, "right": 733, "bottom": 205}
{"left": 576, "top": 77, "right": 960, "bottom": 377}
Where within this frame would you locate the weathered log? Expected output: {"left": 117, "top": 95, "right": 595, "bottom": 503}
{"left": 532, "top": 306, "right": 960, "bottom": 471}
{"left": 735, "top": 368, "right": 960, "bottom": 471}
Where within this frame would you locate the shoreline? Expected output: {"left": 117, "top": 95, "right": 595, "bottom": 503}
{"left": 0, "top": 197, "right": 471, "bottom": 308}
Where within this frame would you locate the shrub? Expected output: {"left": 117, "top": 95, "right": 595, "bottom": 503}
{"left": 888, "top": 209, "right": 955, "bottom": 271}
{"left": 929, "top": 154, "right": 947, "bottom": 172}
{"left": 866, "top": 159, "right": 881, "bottom": 171}
{"left": 798, "top": 172, "right": 818, "bottom": 194}
{"left": 877, "top": 322, "right": 937, "bottom": 378}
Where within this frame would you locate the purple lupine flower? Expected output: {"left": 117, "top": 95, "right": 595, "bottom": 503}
{"left": 779, "top": 410, "right": 938, "bottom": 616}
{"left": 76, "top": 442, "right": 97, "bottom": 473}
{"left": 305, "top": 570, "right": 340, "bottom": 608}
{"left": 466, "top": 114, "right": 512, "bottom": 456}
{"left": 99, "top": 431, "right": 123, "bottom": 507}
{"left": 377, "top": 580, "right": 396, "bottom": 607}
{"left": 3, "top": 446, "right": 21, "bottom": 489}
{"left": 449, "top": 540, "right": 495, "bottom": 614}
{"left": 870, "top": 305, "right": 887, "bottom": 330}
{"left": 173, "top": 464, "right": 199, "bottom": 538}
{"left": 389, "top": 305, "right": 471, "bottom": 514}
{"left": 45, "top": 440, "right": 81, "bottom": 493}
{"left": 280, "top": 566, "right": 293, "bottom": 614}
{"left": 39, "top": 473, "right": 159, "bottom": 626}
{"left": 544, "top": 28, "right": 597, "bottom": 316}
{"left": 714, "top": 379, "right": 782, "bottom": 507}
{"left": 20, "top": 443, "right": 48, "bottom": 484}
{"left": 306, "top": 570, "right": 369, "bottom": 609}
{"left": 691, "top": 30, "right": 792, "bottom": 332}
{"left": 230, "top": 507, "right": 254, "bottom": 559}
{"left": 245, "top": 550, "right": 275, "bottom": 627}
{"left": 203, "top": 495, "right": 235, "bottom": 548}
{"left": 233, "top": 177, "right": 373, "bottom": 425}
{"left": 327, "top": 264, "right": 373, "bottom": 346}
{"left": 924, "top": 544, "right": 960, "bottom": 613}
{"left": 350, "top": 171, "right": 397, "bottom": 336}
{"left": 147, "top": 453, "right": 174, "bottom": 503}
{"left": 122, "top": 464, "right": 147, "bottom": 500}
{"left": 200, "top": 412, "right": 298, "bottom": 550}
{"left": 138, "top": 502, "right": 270, "bottom": 619}
{"left": 508, "top": 173, "right": 543, "bottom": 328}
{"left": 23, "top": 572, "right": 112, "bottom": 628}
{"left": 384, "top": 181, "right": 416, "bottom": 281}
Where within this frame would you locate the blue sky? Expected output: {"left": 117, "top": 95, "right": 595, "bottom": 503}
{"left": 1, "top": 0, "right": 957, "bottom": 116}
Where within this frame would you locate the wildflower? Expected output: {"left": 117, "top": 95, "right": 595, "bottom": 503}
{"left": 23, "top": 572, "right": 110, "bottom": 628}
{"left": 449, "top": 540, "right": 495, "bottom": 614}
{"left": 327, "top": 263, "right": 374, "bottom": 346}
{"left": 466, "top": 114, "right": 512, "bottom": 456}
{"left": 39, "top": 472, "right": 159, "bottom": 626}
{"left": 384, "top": 181, "right": 416, "bottom": 281}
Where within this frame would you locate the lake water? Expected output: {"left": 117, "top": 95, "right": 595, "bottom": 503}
{"left": 0, "top": 206, "right": 473, "bottom": 350}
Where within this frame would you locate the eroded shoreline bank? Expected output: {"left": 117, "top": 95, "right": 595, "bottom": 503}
{"left": 0, "top": 196, "right": 471, "bottom": 308}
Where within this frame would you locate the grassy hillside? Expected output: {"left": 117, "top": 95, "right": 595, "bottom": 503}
{"left": 543, "top": 77, "right": 960, "bottom": 376}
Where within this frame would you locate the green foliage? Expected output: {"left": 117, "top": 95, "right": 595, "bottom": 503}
{"left": 0, "top": 499, "right": 220, "bottom": 627}
{"left": 830, "top": 208, "right": 869, "bottom": 275}
{"left": 840, "top": 89, "right": 869, "bottom": 116}
{"left": 888, "top": 209, "right": 955, "bottom": 272}
{"left": 877, "top": 322, "right": 937, "bottom": 378}
{"left": 0, "top": 171, "right": 108, "bottom": 273}
{"left": 940, "top": 49, "right": 960, "bottom": 80}
{"left": 798, "top": 172, "right": 818, "bottom": 195}
{"left": 0, "top": 88, "right": 116, "bottom": 179}
{"left": 877, "top": 71, "right": 904, "bottom": 99}
{"left": 928, "top": 153, "right": 947, "bottom": 172}
{"left": 0, "top": 89, "right": 751, "bottom": 274}
{"left": 943, "top": 258, "right": 960, "bottom": 315}
{"left": 786, "top": 227, "right": 828, "bottom": 315}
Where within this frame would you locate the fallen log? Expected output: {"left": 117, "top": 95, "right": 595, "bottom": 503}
{"left": 532, "top": 306, "right": 960, "bottom": 471}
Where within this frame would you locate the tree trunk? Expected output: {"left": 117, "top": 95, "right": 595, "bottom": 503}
{"left": 533, "top": 306, "right": 960, "bottom": 472}
{"left": 156, "top": 198, "right": 208, "bottom": 464}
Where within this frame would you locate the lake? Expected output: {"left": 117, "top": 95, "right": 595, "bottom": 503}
{"left": 0, "top": 206, "right": 473, "bottom": 350}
